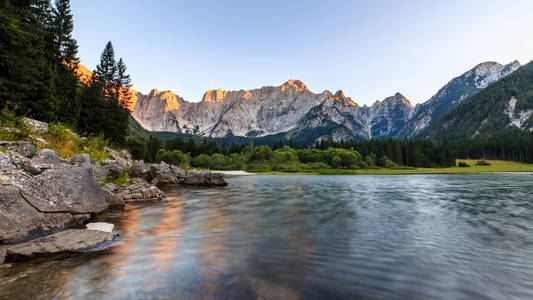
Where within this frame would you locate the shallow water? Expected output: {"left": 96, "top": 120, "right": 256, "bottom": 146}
{"left": 1, "top": 174, "right": 533, "bottom": 299}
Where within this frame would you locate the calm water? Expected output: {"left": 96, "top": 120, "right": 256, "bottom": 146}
{"left": 1, "top": 174, "right": 533, "bottom": 299}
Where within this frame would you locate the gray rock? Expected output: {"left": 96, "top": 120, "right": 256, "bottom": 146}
{"left": 92, "top": 163, "right": 109, "bottom": 181}
{"left": 104, "top": 190, "right": 125, "bottom": 209}
{"left": 29, "top": 135, "right": 48, "bottom": 146}
{"left": 22, "top": 162, "right": 42, "bottom": 175}
{"left": 0, "top": 141, "right": 36, "bottom": 158}
{"left": 116, "top": 183, "right": 165, "bottom": 203}
{"left": 183, "top": 171, "right": 227, "bottom": 186}
{"left": 4, "top": 229, "right": 119, "bottom": 262}
{"left": 0, "top": 185, "right": 90, "bottom": 243}
{"left": 24, "top": 118, "right": 49, "bottom": 133}
{"left": 150, "top": 162, "right": 179, "bottom": 185}
{"left": 104, "top": 163, "right": 123, "bottom": 180}
{"left": 21, "top": 165, "right": 109, "bottom": 214}
{"left": 67, "top": 154, "right": 91, "bottom": 168}
{"left": 109, "top": 149, "right": 133, "bottom": 169}
{"left": 128, "top": 160, "right": 151, "bottom": 179}
{"left": 170, "top": 165, "right": 188, "bottom": 177}
{"left": 0, "top": 151, "right": 16, "bottom": 173}
{"left": 104, "top": 183, "right": 118, "bottom": 193}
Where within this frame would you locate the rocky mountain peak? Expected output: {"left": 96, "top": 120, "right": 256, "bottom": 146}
{"left": 468, "top": 61, "right": 521, "bottom": 89}
{"left": 202, "top": 89, "right": 229, "bottom": 103}
{"left": 370, "top": 93, "right": 413, "bottom": 110}
{"left": 328, "top": 90, "right": 357, "bottom": 107}
{"left": 281, "top": 79, "right": 309, "bottom": 92}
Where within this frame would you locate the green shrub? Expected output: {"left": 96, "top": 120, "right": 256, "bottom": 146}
{"left": 0, "top": 108, "right": 31, "bottom": 141}
{"left": 191, "top": 154, "right": 210, "bottom": 169}
{"left": 475, "top": 160, "right": 491, "bottom": 166}
{"left": 125, "top": 136, "right": 147, "bottom": 160}
{"left": 458, "top": 161, "right": 470, "bottom": 167}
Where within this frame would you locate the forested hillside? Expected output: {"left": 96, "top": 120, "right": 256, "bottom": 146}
{"left": 428, "top": 61, "right": 533, "bottom": 139}
{"left": 0, "top": 0, "right": 131, "bottom": 143}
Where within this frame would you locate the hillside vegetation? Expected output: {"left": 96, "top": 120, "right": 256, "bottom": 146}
{"left": 429, "top": 61, "right": 533, "bottom": 139}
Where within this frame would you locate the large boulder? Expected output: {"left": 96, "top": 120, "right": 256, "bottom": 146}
{"left": 4, "top": 229, "right": 119, "bottom": 262}
{"left": 0, "top": 185, "right": 89, "bottom": 243}
{"left": 0, "top": 141, "right": 35, "bottom": 158}
{"left": 21, "top": 164, "right": 109, "bottom": 214}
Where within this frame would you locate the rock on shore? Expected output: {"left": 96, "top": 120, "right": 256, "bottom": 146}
{"left": 4, "top": 229, "right": 119, "bottom": 262}
{"left": 0, "top": 138, "right": 227, "bottom": 263}
{"left": 0, "top": 143, "right": 108, "bottom": 243}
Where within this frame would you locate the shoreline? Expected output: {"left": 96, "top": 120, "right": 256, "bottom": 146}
{"left": 211, "top": 160, "right": 533, "bottom": 176}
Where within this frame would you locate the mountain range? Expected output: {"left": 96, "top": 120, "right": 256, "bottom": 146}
{"left": 78, "top": 60, "right": 530, "bottom": 143}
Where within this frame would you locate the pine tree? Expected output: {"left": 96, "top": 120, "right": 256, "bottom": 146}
{"left": 115, "top": 58, "right": 132, "bottom": 110}
{"left": 94, "top": 41, "right": 117, "bottom": 92}
{"left": 0, "top": 0, "right": 58, "bottom": 122}
{"left": 50, "top": 0, "right": 80, "bottom": 125}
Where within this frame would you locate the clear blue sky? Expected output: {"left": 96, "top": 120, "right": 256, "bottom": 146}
{"left": 71, "top": 0, "right": 533, "bottom": 105}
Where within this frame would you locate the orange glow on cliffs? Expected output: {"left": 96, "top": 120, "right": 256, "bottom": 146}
{"left": 280, "top": 79, "right": 309, "bottom": 92}
{"left": 72, "top": 62, "right": 139, "bottom": 112}
{"left": 202, "top": 89, "right": 229, "bottom": 103}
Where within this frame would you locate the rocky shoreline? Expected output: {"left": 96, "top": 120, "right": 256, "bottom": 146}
{"left": 0, "top": 140, "right": 226, "bottom": 265}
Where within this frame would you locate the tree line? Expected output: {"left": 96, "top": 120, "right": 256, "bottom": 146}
{"left": 0, "top": 0, "right": 131, "bottom": 144}
{"left": 451, "top": 129, "right": 533, "bottom": 163}
{"left": 124, "top": 135, "right": 457, "bottom": 170}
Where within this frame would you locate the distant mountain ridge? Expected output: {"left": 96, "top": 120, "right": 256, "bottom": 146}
{"left": 75, "top": 60, "right": 523, "bottom": 142}
{"left": 399, "top": 61, "right": 521, "bottom": 138}
{"left": 428, "top": 60, "right": 533, "bottom": 139}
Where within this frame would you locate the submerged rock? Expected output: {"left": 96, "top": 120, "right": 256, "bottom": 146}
{"left": 4, "top": 229, "right": 119, "bottom": 262}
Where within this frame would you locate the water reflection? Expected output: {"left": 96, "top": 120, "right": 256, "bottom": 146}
{"left": 1, "top": 174, "right": 533, "bottom": 299}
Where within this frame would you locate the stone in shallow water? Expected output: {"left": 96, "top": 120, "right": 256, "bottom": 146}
{"left": 86, "top": 222, "right": 114, "bottom": 233}
{"left": 4, "top": 229, "right": 119, "bottom": 262}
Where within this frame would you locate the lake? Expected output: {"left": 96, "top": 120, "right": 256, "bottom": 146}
{"left": 1, "top": 174, "right": 533, "bottom": 299}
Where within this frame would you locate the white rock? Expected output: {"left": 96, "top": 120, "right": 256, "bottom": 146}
{"left": 86, "top": 222, "right": 114, "bottom": 233}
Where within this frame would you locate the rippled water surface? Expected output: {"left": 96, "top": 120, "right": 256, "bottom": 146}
{"left": 1, "top": 174, "right": 533, "bottom": 299}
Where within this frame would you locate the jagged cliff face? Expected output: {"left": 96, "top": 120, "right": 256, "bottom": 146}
{"left": 127, "top": 60, "right": 521, "bottom": 142}
{"left": 293, "top": 92, "right": 414, "bottom": 141}
{"left": 132, "top": 80, "right": 330, "bottom": 137}
{"left": 398, "top": 61, "right": 521, "bottom": 138}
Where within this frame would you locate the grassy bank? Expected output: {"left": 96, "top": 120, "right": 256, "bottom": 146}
{"left": 247, "top": 160, "right": 533, "bottom": 175}
{"left": 1, "top": 109, "right": 110, "bottom": 161}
